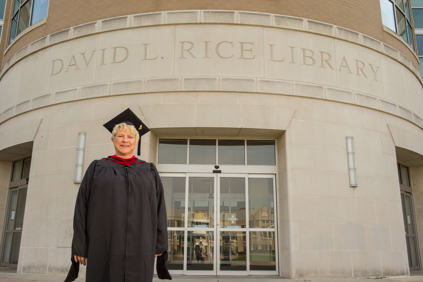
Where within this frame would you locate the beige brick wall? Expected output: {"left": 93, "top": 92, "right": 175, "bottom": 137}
{"left": 0, "top": 0, "right": 418, "bottom": 68}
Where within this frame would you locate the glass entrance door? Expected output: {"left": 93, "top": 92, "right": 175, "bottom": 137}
{"left": 401, "top": 191, "right": 419, "bottom": 270}
{"left": 2, "top": 185, "right": 27, "bottom": 266}
{"left": 163, "top": 173, "right": 277, "bottom": 275}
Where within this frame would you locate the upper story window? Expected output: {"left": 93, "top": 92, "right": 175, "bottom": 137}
{"left": 381, "top": 0, "right": 415, "bottom": 50}
{"left": 11, "top": 157, "right": 31, "bottom": 182}
{"left": 412, "top": 0, "right": 423, "bottom": 76}
{"left": 158, "top": 139, "right": 276, "bottom": 166}
{"left": 0, "top": 0, "right": 6, "bottom": 40}
{"left": 9, "top": 0, "right": 49, "bottom": 44}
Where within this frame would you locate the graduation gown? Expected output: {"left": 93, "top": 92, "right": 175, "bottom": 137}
{"left": 65, "top": 157, "right": 171, "bottom": 282}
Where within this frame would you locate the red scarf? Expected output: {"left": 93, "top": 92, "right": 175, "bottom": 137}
{"left": 106, "top": 155, "right": 138, "bottom": 165}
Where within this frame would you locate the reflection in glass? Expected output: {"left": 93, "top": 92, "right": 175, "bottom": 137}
{"left": 0, "top": 0, "right": 6, "bottom": 19}
{"left": 381, "top": 0, "right": 397, "bottom": 31}
{"left": 218, "top": 140, "right": 245, "bottom": 165}
{"left": 400, "top": 165, "right": 410, "bottom": 186}
{"left": 187, "top": 231, "right": 214, "bottom": 270}
{"left": 220, "top": 178, "right": 246, "bottom": 228}
{"left": 167, "top": 231, "right": 184, "bottom": 270}
{"left": 162, "top": 177, "right": 186, "bottom": 228}
{"left": 15, "top": 189, "right": 27, "bottom": 230}
{"left": 7, "top": 191, "right": 18, "bottom": 230}
{"left": 249, "top": 178, "right": 274, "bottom": 228}
{"left": 188, "top": 177, "right": 214, "bottom": 228}
{"left": 414, "top": 8, "right": 423, "bottom": 28}
{"left": 12, "top": 160, "right": 23, "bottom": 181}
{"left": 189, "top": 139, "right": 216, "bottom": 164}
{"left": 396, "top": 0, "right": 405, "bottom": 11}
{"left": 13, "top": 0, "right": 20, "bottom": 14}
{"left": 220, "top": 232, "right": 246, "bottom": 271}
{"left": 17, "top": 0, "right": 30, "bottom": 34}
{"left": 249, "top": 231, "right": 276, "bottom": 270}
{"left": 10, "top": 232, "right": 21, "bottom": 264}
{"left": 405, "top": 0, "right": 410, "bottom": 19}
{"left": 404, "top": 194, "right": 415, "bottom": 234}
{"left": 2, "top": 233, "right": 12, "bottom": 263}
{"left": 9, "top": 16, "right": 18, "bottom": 43}
{"left": 412, "top": 0, "right": 423, "bottom": 7}
{"left": 158, "top": 139, "right": 187, "bottom": 164}
{"left": 407, "top": 24, "right": 414, "bottom": 48}
{"left": 417, "top": 35, "right": 423, "bottom": 55}
{"left": 22, "top": 158, "right": 31, "bottom": 179}
{"left": 31, "top": 0, "right": 49, "bottom": 25}
{"left": 396, "top": 7, "right": 407, "bottom": 40}
{"left": 247, "top": 140, "right": 275, "bottom": 165}
{"left": 408, "top": 236, "right": 418, "bottom": 267}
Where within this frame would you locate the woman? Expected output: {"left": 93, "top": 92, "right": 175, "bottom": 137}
{"left": 65, "top": 108, "right": 171, "bottom": 282}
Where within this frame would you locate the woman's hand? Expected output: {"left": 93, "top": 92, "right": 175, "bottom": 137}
{"left": 74, "top": 255, "right": 87, "bottom": 266}
{"left": 155, "top": 253, "right": 162, "bottom": 257}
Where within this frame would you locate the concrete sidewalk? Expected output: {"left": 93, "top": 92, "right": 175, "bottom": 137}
{"left": 0, "top": 269, "right": 423, "bottom": 282}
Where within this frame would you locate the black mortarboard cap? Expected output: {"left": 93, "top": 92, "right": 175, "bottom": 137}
{"left": 103, "top": 108, "right": 150, "bottom": 156}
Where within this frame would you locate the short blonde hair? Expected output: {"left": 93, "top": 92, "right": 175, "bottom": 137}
{"left": 112, "top": 123, "right": 140, "bottom": 143}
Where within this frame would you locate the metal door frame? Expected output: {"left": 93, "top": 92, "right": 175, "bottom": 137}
{"left": 162, "top": 171, "right": 278, "bottom": 276}
{"left": 0, "top": 178, "right": 28, "bottom": 268}
{"left": 400, "top": 187, "right": 421, "bottom": 271}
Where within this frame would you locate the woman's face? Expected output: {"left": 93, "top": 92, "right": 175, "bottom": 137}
{"left": 112, "top": 129, "right": 136, "bottom": 158}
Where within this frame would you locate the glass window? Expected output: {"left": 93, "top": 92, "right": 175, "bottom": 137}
{"left": 220, "top": 232, "right": 246, "bottom": 271}
{"left": 9, "top": 15, "right": 18, "bottom": 43}
{"left": 247, "top": 140, "right": 275, "bottom": 165}
{"left": 400, "top": 164, "right": 411, "bottom": 186}
{"left": 188, "top": 177, "right": 214, "bottom": 228}
{"left": 162, "top": 177, "right": 186, "bottom": 228}
{"left": 414, "top": 8, "right": 423, "bottom": 27}
{"left": 419, "top": 57, "right": 423, "bottom": 74}
{"left": 9, "top": 0, "right": 49, "bottom": 44}
{"left": 189, "top": 139, "right": 216, "bottom": 165}
{"left": 381, "top": 0, "right": 397, "bottom": 31}
{"left": 17, "top": 0, "right": 30, "bottom": 34}
{"left": 167, "top": 231, "right": 184, "bottom": 270}
{"left": 11, "top": 160, "right": 23, "bottom": 181}
{"left": 249, "top": 231, "right": 276, "bottom": 270}
{"left": 0, "top": 26, "right": 2, "bottom": 40}
{"left": 416, "top": 35, "right": 423, "bottom": 54}
{"left": 405, "top": 0, "right": 411, "bottom": 18}
{"left": 187, "top": 231, "right": 214, "bottom": 270}
{"left": 407, "top": 23, "right": 415, "bottom": 49}
{"left": 220, "top": 177, "right": 246, "bottom": 228}
{"left": 31, "top": 0, "right": 48, "bottom": 25}
{"left": 396, "top": 7, "right": 408, "bottom": 39}
{"left": 13, "top": 0, "right": 20, "bottom": 14}
{"left": 22, "top": 158, "right": 31, "bottom": 179}
{"left": 0, "top": 0, "right": 6, "bottom": 19}
{"left": 412, "top": 0, "right": 423, "bottom": 7}
{"left": 6, "top": 191, "right": 18, "bottom": 230}
{"left": 14, "top": 189, "right": 27, "bottom": 230}
{"left": 248, "top": 178, "right": 274, "bottom": 228}
{"left": 396, "top": 0, "right": 406, "bottom": 10}
{"left": 158, "top": 139, "right": 187, "bottom": 164}
{"left": 218, "top": 140, "right": 245, "bottom": 165}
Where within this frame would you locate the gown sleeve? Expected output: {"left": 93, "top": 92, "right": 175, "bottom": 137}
{"left": 150, "top": 163, "right": 172, "bottom": 280}
{"left": 65, "top": 160, "right": 97, "bottom": 282}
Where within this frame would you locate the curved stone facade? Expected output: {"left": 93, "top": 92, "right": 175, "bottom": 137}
{"left": 0, "top": 8, "right": 422, "bottom": 279}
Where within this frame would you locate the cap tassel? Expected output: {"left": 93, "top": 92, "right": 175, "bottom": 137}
{"left": 137, "top": 138, "right": 141, "bottom": 156}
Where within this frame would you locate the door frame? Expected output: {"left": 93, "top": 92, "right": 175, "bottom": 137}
{"left": 400, "top": 187, "right": 421, "bottom": 271}
{"left": 162, "top": 171, "right": 279, "bottom": 276}
{"left": 0, "top": 178, "right": 28, "bottom": 268}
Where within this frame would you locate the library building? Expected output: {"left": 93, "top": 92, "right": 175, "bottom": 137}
{"left": 0, "top": 0, "right": 423, "bottom": 279}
